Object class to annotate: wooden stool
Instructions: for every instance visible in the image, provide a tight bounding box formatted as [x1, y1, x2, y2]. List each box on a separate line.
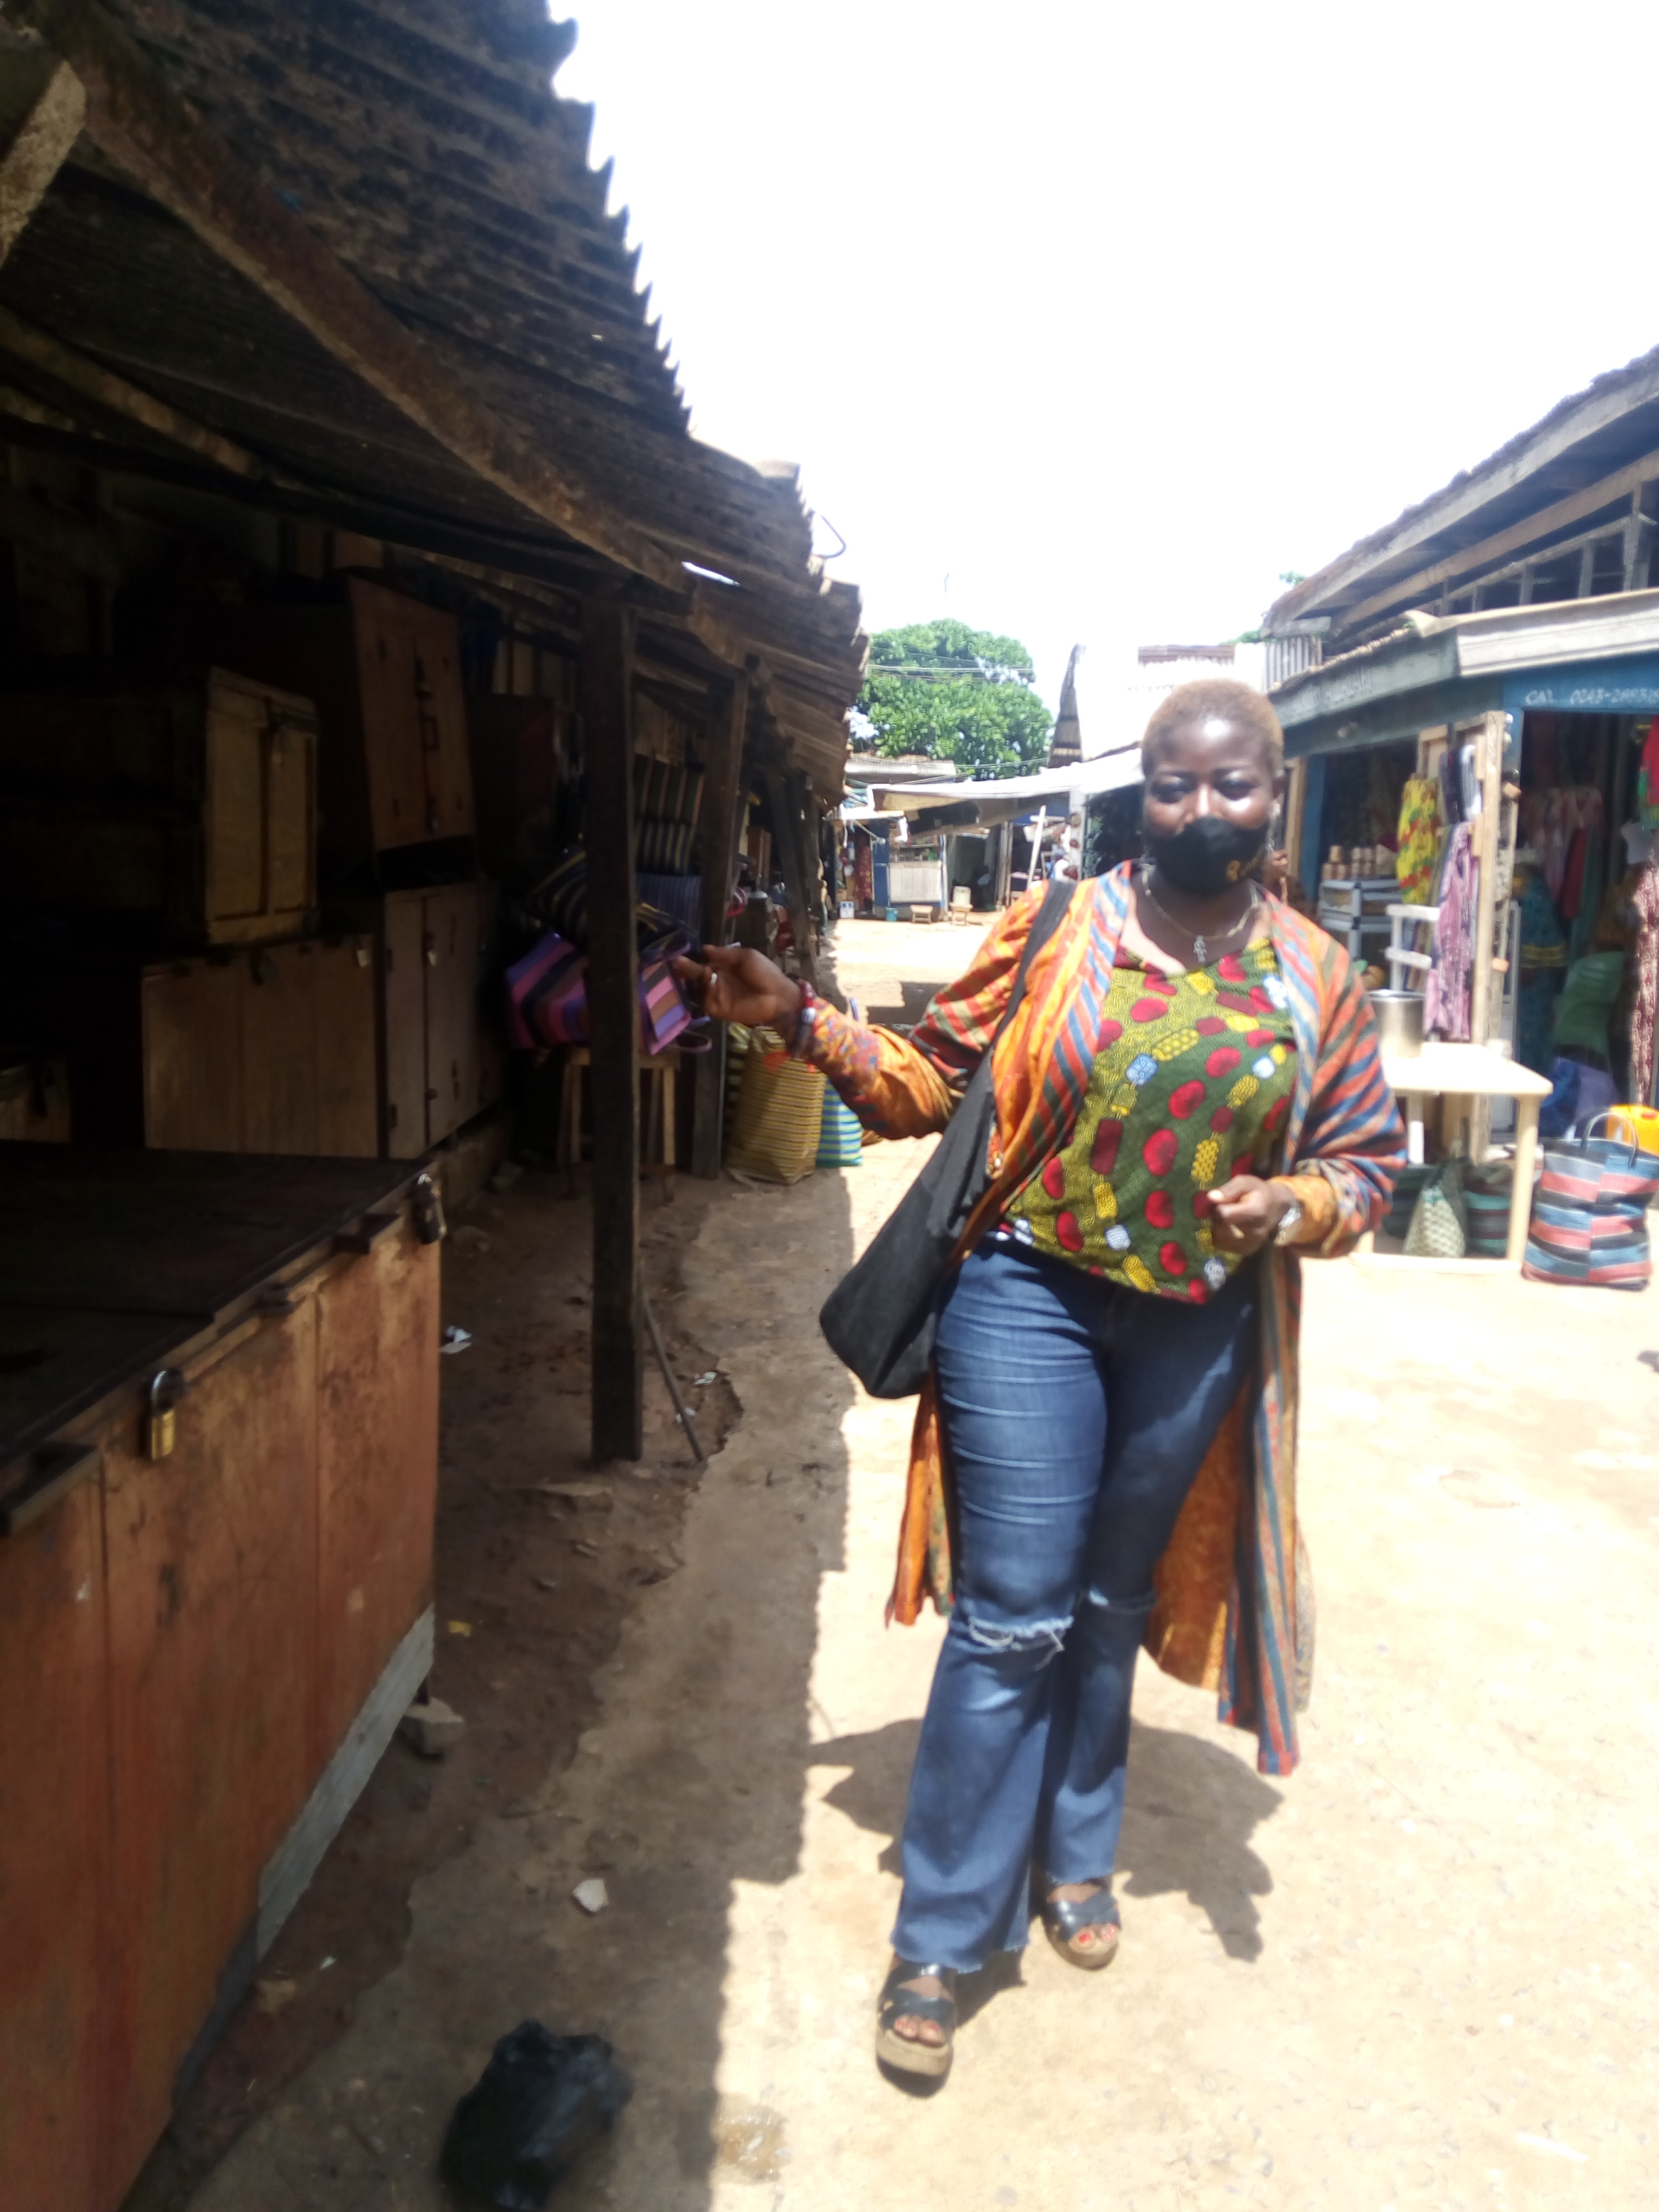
[557, 1046, 680, 1199]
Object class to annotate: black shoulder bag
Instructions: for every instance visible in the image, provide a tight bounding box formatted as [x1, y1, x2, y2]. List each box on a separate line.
[818, 880, 1075, 1398]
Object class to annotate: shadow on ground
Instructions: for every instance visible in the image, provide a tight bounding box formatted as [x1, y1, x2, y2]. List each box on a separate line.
[811, 1707, 1283, 1992]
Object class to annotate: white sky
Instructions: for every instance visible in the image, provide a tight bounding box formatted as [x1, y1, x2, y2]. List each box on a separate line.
[559, 1, 1659, 713]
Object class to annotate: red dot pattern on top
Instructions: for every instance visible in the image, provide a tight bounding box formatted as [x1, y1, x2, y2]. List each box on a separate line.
[1002, 935, 1298, 1298]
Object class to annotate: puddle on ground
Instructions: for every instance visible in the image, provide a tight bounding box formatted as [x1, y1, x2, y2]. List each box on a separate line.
[712, 2097, 787, 2182]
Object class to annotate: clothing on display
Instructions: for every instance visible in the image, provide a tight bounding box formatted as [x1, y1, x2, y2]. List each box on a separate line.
[1394, 775, 1443, 903]
[1423, 822, 1477, 1041]
[1629, 857, 1659, 1105]
[1553, 951, 1625, 1063]
[1521, 787, 1605, 907]
[1637, 720, 1659, 831]
[1516, 869, 1568, 1075]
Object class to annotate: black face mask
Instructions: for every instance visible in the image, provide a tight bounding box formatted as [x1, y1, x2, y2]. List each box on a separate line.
[1143, 813, 1265, 898]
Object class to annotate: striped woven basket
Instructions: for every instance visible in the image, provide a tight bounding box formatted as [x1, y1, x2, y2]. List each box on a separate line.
[1462, 1164, 1513, 1261]
[815, 1088, 864, 1169]
[725, 1027, 825, 1184]
[1382, 1164, 1433, 1242]
[724, 1023, 752, 1141]
[1523, 1126, 1659, 1290]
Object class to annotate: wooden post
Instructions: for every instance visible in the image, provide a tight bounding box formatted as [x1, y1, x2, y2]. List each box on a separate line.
[1281, 760, 1305, 886]
[788, 766, 825, 934]
[1624, 485, 1655, 593]
[580, 599, 642, 1462]
[691, 673, 749, 1180]
[1467, 711, 1505, 1161]
[1468, 712, 1503, 1048]
[763, 764, 819, 991]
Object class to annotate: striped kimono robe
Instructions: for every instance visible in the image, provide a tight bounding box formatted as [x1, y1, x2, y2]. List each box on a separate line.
[807, 864, 1404, 1778]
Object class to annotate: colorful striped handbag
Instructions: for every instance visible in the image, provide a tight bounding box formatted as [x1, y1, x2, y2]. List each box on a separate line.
[1523, 1121, 1659, 1290]
[638, 949, 697, 1056]
[508, 930, 702, 1057]
[525, 846, 683, 952]
[506, 932, 588, 1049]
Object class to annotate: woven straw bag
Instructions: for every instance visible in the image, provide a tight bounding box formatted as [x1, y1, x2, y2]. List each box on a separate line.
[1404, 1155, 1467, 1258]
[725, 1027, 825, 1183]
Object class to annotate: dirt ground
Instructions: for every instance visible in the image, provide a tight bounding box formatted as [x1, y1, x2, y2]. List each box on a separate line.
[141, 914, 1659, 2211]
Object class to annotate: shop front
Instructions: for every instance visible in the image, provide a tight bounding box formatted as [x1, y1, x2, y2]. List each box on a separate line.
[1274, 594, 1659, 1267]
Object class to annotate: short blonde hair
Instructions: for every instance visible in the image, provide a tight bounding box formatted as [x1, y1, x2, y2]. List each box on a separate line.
[1142, 678, 1285, 771]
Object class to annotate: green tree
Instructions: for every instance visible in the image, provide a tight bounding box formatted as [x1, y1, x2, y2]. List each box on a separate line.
[854, 618, 1052, 777]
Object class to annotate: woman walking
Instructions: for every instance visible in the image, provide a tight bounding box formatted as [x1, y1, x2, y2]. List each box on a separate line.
[676, 680, 1403, 2079]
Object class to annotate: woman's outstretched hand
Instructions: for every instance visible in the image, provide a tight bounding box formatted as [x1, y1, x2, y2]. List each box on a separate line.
[1206, 1174, 1296, 1256]
[671, 944, 804, 1034]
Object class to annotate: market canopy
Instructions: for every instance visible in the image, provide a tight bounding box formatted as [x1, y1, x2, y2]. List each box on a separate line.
[872, 745, 1143, 825]
[1272, 588, 1659, 759]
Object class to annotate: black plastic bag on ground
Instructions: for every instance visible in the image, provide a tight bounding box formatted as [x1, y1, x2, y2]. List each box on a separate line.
[442, 2021, 633, 2209]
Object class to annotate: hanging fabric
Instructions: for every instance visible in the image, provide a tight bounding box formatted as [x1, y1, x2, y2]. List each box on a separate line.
[1637, 721, 1659, 831]
[1515, 868, 1568, 1074]
[1629, 857, 1659, 1104]
[1424, 823, 1477, 1041]
[1395, 776, 1443, 903]
[1521, 787, 1604, 905]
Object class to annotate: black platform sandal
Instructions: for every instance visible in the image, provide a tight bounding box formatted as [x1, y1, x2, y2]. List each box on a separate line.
[1036, 1878, 1121, 1971]
[875, 1957, 956, 2078]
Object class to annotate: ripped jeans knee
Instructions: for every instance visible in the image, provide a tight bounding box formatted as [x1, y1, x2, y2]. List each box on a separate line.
[948, 1582, 1158, 1666]
[950, 1600, 1076, 1664]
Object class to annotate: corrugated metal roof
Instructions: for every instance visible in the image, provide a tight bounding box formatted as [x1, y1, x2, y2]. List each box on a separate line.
[0, 0, 866, 792]
[1265, 344, 1659, 644]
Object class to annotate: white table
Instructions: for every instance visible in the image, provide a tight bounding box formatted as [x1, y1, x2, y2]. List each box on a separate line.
[1372, 1042, 1553, 1268]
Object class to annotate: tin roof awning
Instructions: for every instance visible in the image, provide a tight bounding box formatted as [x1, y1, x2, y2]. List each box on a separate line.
[872, 747, 1144, 824]
[1271, 588, 1659, 756]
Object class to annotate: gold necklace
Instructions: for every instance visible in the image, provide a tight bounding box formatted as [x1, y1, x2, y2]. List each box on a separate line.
[1137, 867, 1261, 966]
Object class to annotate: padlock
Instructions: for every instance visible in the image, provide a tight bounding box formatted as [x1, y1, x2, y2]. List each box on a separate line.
[412, 1170, 447, 1246]
[146, 1368, 188, 1460]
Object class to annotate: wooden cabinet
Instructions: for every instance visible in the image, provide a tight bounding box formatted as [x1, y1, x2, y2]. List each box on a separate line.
[365, 882, 502, 1156]
[0, 1155, 438, 2212]
[101, 1312, 320, 2184]
[0, 670, 318, 946]
[138, 891, 500, 1161]
[142, 939, 378, 1156]
[0, 1480, 111, 2212]
[225, 580, 474, 875]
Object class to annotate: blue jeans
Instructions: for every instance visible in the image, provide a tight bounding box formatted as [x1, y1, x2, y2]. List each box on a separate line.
[890, 1239, 1258, 1971]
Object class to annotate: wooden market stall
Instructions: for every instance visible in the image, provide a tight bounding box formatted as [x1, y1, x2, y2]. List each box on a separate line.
[0, 5, 864, 2207]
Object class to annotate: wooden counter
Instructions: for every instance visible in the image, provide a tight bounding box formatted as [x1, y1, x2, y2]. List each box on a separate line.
[1373, 1043, 1554, 1269]
[0, 1147, 440, 2212]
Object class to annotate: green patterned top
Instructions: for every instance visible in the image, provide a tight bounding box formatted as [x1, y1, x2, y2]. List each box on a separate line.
[1002, 936, 1297, 1300]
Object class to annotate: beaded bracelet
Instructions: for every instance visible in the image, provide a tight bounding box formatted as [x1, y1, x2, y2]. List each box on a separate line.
[786, 981, 820, 1059]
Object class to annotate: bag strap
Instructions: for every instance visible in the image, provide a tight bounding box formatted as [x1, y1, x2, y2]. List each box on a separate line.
[993, 879, 1076, 1047]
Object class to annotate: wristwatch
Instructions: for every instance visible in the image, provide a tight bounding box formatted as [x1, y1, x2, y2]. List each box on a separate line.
[1273, 1194, 1305, 1247]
